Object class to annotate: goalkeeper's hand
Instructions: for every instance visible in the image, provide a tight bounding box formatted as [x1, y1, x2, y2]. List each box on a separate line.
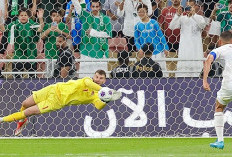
[101, 89, 122, 103]
[111, 90, 122, 101]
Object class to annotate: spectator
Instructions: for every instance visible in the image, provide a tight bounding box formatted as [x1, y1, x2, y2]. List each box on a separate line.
[0, 0, 8, 78]
[8, 0, 37, 21]
[159, 0, 181, 77]
[0, 7, 45, 78]
[64, 0, 91, 74]
[110, 50, 136, 78]
[211, 1, 232, 33]
[200, 44, 223, 77]
[169, 0, 206, 77]
[41, 10, 70, 59]
[134, 4, 169, 75]
[0, 0, 8, 23]
[53, 34, 76, 78]
[134, 43, 163, 78]
[116, 0, 152, 53]
[40, 0, 68, 23]
[72, 0, 112, 78]
[41, 9, 70, 77]
[104, 0, 124, 38]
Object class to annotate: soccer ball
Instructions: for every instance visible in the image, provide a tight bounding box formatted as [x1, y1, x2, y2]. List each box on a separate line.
[98, 87, 113, 102]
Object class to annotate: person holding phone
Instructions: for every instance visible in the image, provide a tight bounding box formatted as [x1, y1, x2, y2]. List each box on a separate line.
[169, 0, 206, 77]
[210, 1, 232, 33]
[40, 10, 71, 77]
[41, 9, 71, 59]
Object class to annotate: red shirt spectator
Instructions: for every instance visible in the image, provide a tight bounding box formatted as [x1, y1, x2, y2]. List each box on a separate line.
[158, 6, 180, 44]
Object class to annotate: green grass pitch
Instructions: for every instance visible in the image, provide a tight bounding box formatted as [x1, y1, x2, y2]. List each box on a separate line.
[0, 138, 231, 157]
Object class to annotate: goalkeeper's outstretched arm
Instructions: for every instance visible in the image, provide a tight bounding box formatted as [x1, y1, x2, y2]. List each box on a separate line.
[84, 78, 102, 91]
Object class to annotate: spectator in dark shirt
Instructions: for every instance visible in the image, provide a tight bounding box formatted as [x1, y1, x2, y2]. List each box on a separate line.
[110, 50, 136, 78]
[54, 34, 75, 78]
[134, 43, 163, 78]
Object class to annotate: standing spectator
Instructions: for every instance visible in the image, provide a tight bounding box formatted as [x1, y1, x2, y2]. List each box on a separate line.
[40, 0, 68, 23]
[0, 0, 8, 23]
[53, 34, 76, 78]
[110, 51, 136, 78]
[134, 4, 169, 74]
[41, 10, 70, 59]
[41, 9, 70, 78]
[211, 1, 232, 33]
[72, 0, 112, 78]
[134, 43, 163, 78]
[0, 8, 45, 78]
[116, 0, 152, 53]
[0, 0, 8, 78]
[8, 0, 37, 21]
[104, 0, 124, 38]
[158, 0, 181, 77]
[169, 0, 206, 77]
[64, 0, 91, 75]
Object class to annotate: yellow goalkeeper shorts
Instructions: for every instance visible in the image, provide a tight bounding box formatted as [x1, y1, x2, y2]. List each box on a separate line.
[32, 85, 62, 114]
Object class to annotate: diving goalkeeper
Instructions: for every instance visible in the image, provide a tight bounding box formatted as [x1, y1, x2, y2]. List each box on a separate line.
[0, 70, 121, 136]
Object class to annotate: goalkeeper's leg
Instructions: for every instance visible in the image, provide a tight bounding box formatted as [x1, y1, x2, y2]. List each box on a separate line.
[0, 105, 41, 136]
[16, 95, 37, 135]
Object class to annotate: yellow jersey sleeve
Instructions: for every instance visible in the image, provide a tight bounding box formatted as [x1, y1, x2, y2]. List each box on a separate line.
[92, 98, 106, 110]
[83, 77, 102, 91]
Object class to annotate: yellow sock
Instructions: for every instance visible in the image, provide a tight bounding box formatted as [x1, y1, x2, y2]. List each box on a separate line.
[3, 111, 26, 122]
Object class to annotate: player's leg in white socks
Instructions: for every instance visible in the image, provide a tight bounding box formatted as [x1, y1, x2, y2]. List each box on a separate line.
[214, 112, 224, 142]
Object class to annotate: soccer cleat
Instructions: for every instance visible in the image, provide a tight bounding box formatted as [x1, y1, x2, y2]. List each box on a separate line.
[210, 141, 224, 149]
[15, 118, 28, 136]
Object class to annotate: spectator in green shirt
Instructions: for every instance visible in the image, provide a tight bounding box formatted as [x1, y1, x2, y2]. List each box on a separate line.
[211, 1, 232, 33]
[72, 0, 112, 59]
[0, 7, 44, 78]
[41, 9, 70, 59]
[72, 0, 112, 78]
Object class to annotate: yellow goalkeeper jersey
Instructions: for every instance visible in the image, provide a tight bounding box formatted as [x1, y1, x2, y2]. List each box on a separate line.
[55, 77, 106, 110]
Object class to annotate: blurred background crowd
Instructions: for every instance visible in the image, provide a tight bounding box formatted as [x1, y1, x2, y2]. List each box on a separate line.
[0, 0, 229, 79]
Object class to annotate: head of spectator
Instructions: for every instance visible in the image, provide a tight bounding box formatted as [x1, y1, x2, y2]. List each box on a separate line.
[91, 0, 101, 16]
[194, 0, 203, 15]
[56, 34, 67, 50]
[228, 0, 232, 13]
[50, 9, 63, 23]
[118, 51, 130, 66]
[142, 43, 154, 58]
[172, 0, 181, 8]
[137, 4, 149, 22]
[18, 7, 30, 24]
[185, 0, 196, 16]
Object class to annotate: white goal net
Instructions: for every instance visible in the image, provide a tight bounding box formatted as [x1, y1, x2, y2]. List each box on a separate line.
[0, 0, 231, 137]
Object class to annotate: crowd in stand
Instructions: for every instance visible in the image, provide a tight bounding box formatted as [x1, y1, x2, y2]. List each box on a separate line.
[0, 0, 230, 79]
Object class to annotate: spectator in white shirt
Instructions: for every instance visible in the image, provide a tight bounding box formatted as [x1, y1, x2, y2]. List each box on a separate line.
[116, 0, 152, 53]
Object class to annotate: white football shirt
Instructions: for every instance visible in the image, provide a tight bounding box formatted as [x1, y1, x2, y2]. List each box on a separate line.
[210, 44, 232, 89]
